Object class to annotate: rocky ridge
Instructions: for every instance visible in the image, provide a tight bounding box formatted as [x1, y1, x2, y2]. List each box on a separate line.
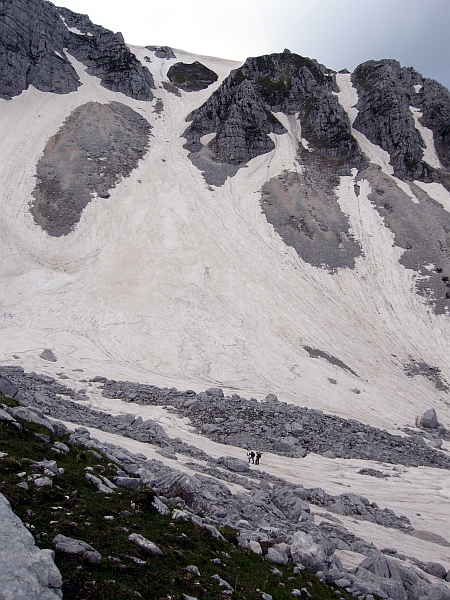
[352, 59, 450, 188]
[184, 50, 367, 185]
[0, 0, 154, 100]
[1, 365, 449, 469]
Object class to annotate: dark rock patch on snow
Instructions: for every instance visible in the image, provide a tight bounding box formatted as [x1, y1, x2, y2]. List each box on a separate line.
[167, 61, 218, 92]
[404, 360, 449, 392]
[146, 45, 176, 60]
[359, 165, 450, 314]
[303, 347, 358, 376]
[261, 158, 362, 270]
[31, 101, 151, 236]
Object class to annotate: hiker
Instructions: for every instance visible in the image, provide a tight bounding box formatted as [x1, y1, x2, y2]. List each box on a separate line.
[247, 450, 255, 464]
[255, 451, 262, 465]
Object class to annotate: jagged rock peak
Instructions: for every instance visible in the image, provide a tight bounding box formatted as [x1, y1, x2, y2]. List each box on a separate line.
[351, 58, 450, 187]
[0, 0, 154, 100]
[184, 50, 366, 182]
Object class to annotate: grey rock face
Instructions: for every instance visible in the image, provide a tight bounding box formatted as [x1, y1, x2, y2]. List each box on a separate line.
[352, 59, 450, 188]
[57, 6, 154, 100]
[0, 493, 63, 599]
[184, 50, 366, 185]
[31, 101, 151, 236]
[0, 0, 154, 101]
[0, 0, 80, 99]
[167, 61, 218, 92]
[53, 534, 102, 564]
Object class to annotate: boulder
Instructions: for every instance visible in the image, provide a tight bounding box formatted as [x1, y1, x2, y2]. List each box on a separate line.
[0, 375, 18, 398]
[420, 409, 439, 429]
[424, 562, 447, 579]
[290, 531, 327, 572]
[6, 406, 55, 432]
[265, 393, 279, 403]
[211, 574, 233, 591]
[40, 349, 57, 362]
[113, 477, 142, 491]
[249, 540, 262, 554]
[128, 533, 162, 555]
[205, 387, 224, 398]
[53, 534, 101, 564]
[266, 546, 289, 565]
[0, 407, 18, 423]
[216, 456, 249, 472]
[85, 473, 114, 494]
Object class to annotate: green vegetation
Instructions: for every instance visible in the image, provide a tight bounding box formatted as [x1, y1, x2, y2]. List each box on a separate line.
[256, 76, 292, 105]
[0, 395, 351, 599]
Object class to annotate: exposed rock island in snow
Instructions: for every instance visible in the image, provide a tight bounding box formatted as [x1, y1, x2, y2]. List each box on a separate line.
[1, 0, 450, 597]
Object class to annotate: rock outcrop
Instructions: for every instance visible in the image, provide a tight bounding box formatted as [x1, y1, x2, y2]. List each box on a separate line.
[352, 59, 450, 188]
[0, 0, 154, 100]
[0, 493, 63, 599]
[167, 61, 218, 92]
[184, 50, 367, 185]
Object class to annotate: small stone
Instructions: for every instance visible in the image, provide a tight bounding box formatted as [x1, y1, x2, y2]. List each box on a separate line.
[128, 533, 162, 555]
[40, 349, 57, 362]
[186, 565, 201, 576]
[34, 477, 53, 488]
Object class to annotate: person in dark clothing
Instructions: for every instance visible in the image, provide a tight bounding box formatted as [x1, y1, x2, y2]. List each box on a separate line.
[247, 450, 255, 464]
[255, 452, 262, 465]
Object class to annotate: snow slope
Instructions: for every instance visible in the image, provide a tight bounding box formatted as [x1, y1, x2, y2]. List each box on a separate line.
[0, 49, 449, 437]
[2, 42, 450, 581]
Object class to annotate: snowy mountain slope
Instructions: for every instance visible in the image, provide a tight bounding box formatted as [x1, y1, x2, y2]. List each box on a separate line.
[1, 0, 450, 587]
[0, 41, 449, 432]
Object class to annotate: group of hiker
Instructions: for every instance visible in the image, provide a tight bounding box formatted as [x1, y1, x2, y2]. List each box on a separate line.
[247, 450, 262, 465]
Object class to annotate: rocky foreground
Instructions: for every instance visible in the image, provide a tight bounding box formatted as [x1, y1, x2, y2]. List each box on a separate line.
[1, 365, 450, 599]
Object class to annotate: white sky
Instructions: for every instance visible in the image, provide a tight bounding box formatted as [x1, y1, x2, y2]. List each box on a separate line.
[55, 0, 450, 89]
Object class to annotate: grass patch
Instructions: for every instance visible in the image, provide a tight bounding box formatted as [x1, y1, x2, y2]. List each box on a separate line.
[0, 399, 351, 599]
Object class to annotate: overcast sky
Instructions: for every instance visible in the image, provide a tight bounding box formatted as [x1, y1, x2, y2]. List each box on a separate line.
[57, 0, 450, 89]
